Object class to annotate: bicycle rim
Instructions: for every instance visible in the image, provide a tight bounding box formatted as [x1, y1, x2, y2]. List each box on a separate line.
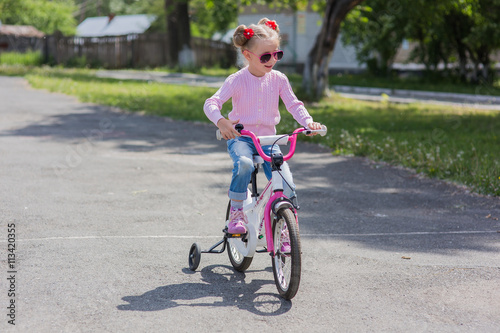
[272, 208, 301, 300]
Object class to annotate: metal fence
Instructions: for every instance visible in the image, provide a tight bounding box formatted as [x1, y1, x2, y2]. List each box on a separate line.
[37, 33, 236, 69]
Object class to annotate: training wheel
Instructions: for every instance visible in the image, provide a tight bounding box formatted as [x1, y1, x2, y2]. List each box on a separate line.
[188, 243, 201, 271]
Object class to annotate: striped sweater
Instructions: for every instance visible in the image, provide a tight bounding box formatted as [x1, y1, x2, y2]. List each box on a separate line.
[204, 67, 313, 136]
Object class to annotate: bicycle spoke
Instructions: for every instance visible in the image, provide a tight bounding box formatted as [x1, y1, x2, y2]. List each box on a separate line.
[272, 208, 301, 300]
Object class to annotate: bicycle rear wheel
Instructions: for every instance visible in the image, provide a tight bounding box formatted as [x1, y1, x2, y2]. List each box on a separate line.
[226, 201, 253, 272]
[272, 208, 301, 300]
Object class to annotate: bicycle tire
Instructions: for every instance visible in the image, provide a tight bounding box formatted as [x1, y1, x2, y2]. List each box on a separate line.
[272, 208, 301, 300]
[188, 243, 201, 271]
[225, 201, 253, 272]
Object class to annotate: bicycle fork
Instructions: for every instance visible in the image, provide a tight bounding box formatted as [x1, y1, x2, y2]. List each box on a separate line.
[264, 152, 297, 257]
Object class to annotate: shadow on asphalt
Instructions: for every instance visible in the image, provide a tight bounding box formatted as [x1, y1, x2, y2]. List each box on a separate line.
[4, 105, 499, 256]
[292, 152, 500, 255]
[1, 105, 224, 155]
[117, 265, 292, 316]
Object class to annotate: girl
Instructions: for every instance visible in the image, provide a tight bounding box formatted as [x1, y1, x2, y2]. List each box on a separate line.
[204, 18, 323, 234]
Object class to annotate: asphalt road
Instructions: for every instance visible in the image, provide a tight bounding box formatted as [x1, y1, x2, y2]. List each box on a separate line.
[1, 76, 499, 332]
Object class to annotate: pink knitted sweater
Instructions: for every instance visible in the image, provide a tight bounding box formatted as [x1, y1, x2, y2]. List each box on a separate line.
[204, 67, 313, 136]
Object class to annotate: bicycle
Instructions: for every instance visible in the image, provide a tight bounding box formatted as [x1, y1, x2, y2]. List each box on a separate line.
[188, 123, 327, 300]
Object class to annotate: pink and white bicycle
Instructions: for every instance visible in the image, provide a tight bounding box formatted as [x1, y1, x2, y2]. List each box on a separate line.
[188, 124, 327, 300]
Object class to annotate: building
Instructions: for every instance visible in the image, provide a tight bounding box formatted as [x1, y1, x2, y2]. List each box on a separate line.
[235, 6, 365, 72]
[76, 14, 156, 37]
[0, 21, 44, 53]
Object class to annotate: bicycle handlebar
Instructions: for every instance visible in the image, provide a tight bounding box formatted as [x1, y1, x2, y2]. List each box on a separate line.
[216, 124, 327, 163]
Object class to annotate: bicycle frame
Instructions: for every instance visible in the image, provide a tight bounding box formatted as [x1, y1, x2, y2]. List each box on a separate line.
[227, 179, 275, 258]
[189, 124, 327, 280]
[228, 127, 308, 257]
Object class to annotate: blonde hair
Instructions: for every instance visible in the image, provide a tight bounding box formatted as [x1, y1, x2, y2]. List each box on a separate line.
[233, 18, 281, 51]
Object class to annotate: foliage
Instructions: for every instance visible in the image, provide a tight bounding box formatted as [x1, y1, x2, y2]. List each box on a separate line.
[74, 0, 113, 18]
[108, 0, 159, 15]
[302, 0, 366, 100]
[0, 0, 77, 35]
[190, 0, 238, 39]
[72, 0, 309, 39]
[73, 0, 143, 18]
[342, 0, 500, 83]
[189, 0, 309, 39]
[341, 2, 407, 76]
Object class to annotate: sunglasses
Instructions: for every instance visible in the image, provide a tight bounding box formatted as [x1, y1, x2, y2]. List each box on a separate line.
[245, 49, 284, 64]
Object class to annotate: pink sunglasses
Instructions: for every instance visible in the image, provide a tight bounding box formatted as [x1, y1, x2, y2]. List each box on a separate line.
[245, 49, 284, 64]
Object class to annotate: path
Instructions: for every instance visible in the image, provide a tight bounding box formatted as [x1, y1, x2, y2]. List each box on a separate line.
[0, 76, 499, 332]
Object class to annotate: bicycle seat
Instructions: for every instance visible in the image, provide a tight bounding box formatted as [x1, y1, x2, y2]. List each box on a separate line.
[252, 154, 264, 166]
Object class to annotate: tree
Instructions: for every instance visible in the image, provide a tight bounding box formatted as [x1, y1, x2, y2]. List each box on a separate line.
[190, 0, 238, 39]
[165, 0, 193, 67]
[341, 0, 500, 84]
[189, 0, 306, 40]
[463, 0, 500, 83]
[173, 0, 305, 67]
[74, 0, 112, 21]
[0, 0, 76, 35]
[302, 0, 365, 100]
[341, 1, 408, 76]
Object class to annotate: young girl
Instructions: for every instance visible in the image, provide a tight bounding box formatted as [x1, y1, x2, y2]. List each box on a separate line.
[204, 18, 323, 234]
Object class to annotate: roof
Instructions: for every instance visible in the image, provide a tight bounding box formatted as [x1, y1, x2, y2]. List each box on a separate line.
[76, 14, 156, 37]
[0, 24, 44, 38]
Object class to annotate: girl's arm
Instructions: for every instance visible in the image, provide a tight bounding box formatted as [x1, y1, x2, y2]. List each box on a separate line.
[204, 88, 229, 126]
[203, 75, 240, 139]
[279, 74, 323, 135]
[217, 118, 241, 140]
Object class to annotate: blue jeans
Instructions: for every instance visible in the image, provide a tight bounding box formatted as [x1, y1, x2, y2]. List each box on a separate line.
[227, 136, 296, 200]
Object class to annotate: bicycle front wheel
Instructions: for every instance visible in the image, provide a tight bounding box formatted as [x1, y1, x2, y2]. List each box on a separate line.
[226, 201, 253, 272]
[272, 208, 301, 300]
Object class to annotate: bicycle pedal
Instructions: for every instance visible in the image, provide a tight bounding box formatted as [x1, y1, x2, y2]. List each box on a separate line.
[224, 230, 247, 239]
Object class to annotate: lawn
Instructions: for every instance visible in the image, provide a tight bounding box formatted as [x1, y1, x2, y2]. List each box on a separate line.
[2, 65, 499, 196]
[328, 72, 500, 96]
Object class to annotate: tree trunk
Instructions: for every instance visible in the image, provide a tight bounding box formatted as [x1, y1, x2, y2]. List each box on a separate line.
[165, 0, 193, 67]
[457, 48, 468, 83]
[302, 0, 365, 100]
[478, 46, 491, 83]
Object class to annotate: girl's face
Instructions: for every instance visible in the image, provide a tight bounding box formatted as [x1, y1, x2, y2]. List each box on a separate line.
[244, 39, 280, 77]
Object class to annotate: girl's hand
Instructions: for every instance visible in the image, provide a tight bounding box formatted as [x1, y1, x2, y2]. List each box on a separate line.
[307, 122, 323, 136]
[217, 118, 241, 140]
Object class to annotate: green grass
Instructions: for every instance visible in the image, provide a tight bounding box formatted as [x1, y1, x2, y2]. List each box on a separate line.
[22, 67, 231, 121]
[279, 98, 500, 196]
[150, 65, 239, 77]
[0, 51, 43, 66]
[2, 66, 499, 196]
[329, 72, 500, 96]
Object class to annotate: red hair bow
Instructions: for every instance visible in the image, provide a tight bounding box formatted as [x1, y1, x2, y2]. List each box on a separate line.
[243, 28, 254, 39]
[265, 20, 277, 30]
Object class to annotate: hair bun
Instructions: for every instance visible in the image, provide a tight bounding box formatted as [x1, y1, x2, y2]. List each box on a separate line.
[232, 18, 281, 50]
[258, 18, 280, 34]
[233, 24, 250, 48]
